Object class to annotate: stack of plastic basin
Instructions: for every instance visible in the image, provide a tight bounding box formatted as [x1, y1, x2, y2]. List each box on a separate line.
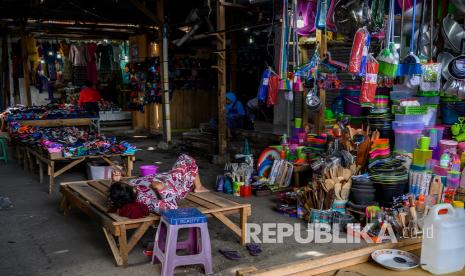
[392, 121, 424, 154]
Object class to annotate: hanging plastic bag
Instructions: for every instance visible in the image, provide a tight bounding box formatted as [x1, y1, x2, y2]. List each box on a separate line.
[315, 0, 329, 30]
[349, 27, 369, 75]
[326, 0, 336, 31]
[258, 68, 272, 102]
[359, 31, 371, 76]
[420, 63, 442, 92]
[360, 54, 379, 105]
[267, 75, 279, 106]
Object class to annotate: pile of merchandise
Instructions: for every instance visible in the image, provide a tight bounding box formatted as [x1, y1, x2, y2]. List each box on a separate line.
[1, 104, 94, 122]
[8, 121, 135, 157]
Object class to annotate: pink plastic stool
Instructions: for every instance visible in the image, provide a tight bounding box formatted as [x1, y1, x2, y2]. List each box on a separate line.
[152, 208, 212, 276]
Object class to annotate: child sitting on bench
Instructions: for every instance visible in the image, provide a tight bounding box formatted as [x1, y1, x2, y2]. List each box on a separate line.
[109, 154, 208, 218]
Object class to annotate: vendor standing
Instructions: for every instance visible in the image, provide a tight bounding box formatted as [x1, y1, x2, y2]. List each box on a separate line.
[78, 80, 101, 116]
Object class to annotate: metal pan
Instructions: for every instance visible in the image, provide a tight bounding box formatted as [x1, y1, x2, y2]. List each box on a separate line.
[438, 51, 455, 80]
[448, 38, 465, 80]
[442, 14, 465, 53]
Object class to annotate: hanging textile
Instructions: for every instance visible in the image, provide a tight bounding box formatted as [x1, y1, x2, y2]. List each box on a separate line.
[69, 43, 88, 67]
[86, 43, 98, 84]
[278, 0, 291, 91]
[59, 42, 73, 82]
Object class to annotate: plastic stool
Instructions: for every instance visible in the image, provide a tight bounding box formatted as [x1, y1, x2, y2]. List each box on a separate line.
[152, 208, 212, 276]
[0, 138, 7, 164]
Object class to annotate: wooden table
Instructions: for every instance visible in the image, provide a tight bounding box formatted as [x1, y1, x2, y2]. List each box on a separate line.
[17, 117, 100, 133]
[23, 146, 135, 194]
[60, 179, 252, 266]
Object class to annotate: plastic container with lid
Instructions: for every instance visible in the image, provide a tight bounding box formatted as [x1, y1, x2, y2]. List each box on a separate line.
[392, 121, 424, 131]
[421, 204, 465, 274]
[394, 129, 423, 154]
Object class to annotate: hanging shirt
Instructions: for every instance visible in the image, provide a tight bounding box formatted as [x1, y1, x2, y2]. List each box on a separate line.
[69, 44, 88, 66]
[97, 43, 113, 70]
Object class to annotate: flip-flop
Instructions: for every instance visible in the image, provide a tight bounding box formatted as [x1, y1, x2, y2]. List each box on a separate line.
[246, 243, 262, 256]
[219, 249, 241, 260]
[143, 250, 153, 257]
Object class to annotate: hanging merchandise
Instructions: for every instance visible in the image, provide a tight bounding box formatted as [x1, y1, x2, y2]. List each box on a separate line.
[420, 20, 441, 94]
[293, 72, 305, 93]
[333, 0, 372, 38]
[296, 0, 317, 36]
[420, 63, 441, 92]
[267, 74, 279, 106]
[360, 54, 379, 105]
[306, 85, 322, 111]
[315, 0, 329, 30]
[349, 27, 369, 75]
[377, 0, 399, 78]
[399, 0, 422, 76]
[258, 68, 272, 102]
[371, 0, 386, 32]
[278, 0, 291, 92]
[326, 0, 337, 31]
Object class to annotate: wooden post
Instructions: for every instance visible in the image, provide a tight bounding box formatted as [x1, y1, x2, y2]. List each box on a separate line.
[7, 35, 14, 106]
[20, 24, 32, 106]
[300, 39, 309, 130]
[315, 29, 326, 134]
[216, 0, 227, 157]
[230, 32, 237, 92]
[156, 0, 172, 142]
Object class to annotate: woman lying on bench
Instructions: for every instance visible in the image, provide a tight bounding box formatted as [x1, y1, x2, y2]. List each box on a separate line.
[109, 154, 209, 218]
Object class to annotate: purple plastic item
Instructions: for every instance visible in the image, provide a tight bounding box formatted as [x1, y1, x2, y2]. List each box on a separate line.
[344, 95, 362, 116]
[139, 165, 158, 176]
[152, 211, 212, 276]
[296, 0, 317, 36]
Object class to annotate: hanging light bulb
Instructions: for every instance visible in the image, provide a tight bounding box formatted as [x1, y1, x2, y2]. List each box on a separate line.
[249, 37, 254, 44]
[48, 51, 53, 56]
[296, 12, 305, 29]
[56, 54, 62, 59]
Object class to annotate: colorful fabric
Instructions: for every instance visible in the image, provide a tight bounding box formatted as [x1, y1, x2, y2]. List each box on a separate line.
[129, 154, 198, 213]
[118, 201, 150, 219]
[86, 43, 98, 84]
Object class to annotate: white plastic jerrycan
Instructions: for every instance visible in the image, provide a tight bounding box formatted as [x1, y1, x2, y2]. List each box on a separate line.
[421, 204, 465, 274]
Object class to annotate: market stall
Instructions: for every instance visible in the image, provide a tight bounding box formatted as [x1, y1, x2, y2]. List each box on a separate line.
[8, 119, 136, 193]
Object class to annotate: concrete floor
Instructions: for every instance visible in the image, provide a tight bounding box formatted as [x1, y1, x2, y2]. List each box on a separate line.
[0, 137, 363, 276]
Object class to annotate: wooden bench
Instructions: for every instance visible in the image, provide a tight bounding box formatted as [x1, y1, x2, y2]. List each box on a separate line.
[60, 179, 252, 267]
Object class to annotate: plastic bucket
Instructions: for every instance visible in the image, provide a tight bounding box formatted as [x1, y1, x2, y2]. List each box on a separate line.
[394, 129, 423, 153]
[310, 209, 332, 223]
[139, 165, 158, 176]
[332, 200, 348, 213]
[344, 96, 362, 116]
[440, 102, 465, 125]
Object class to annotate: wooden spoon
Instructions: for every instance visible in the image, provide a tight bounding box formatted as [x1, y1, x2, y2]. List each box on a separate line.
[343, 168, 352, 181]
[334, 182, 342, 200]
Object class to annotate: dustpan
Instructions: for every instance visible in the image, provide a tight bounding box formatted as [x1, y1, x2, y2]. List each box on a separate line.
[399, 0, 422, 76]
[377, 0, 398, 78]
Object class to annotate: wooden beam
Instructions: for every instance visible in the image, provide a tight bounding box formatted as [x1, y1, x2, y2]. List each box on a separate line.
[237, 238, 421, 276]
[157, 0, 172, 143]
[127, 0, 162, 26]
[315, 29, 326, 134]
[217, 0, 227, 156]
[20, 24, 32, 106]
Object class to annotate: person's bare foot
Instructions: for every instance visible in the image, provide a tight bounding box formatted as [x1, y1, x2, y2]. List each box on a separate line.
[112, 170, 122, 182]
[193, 186, 209, 193]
